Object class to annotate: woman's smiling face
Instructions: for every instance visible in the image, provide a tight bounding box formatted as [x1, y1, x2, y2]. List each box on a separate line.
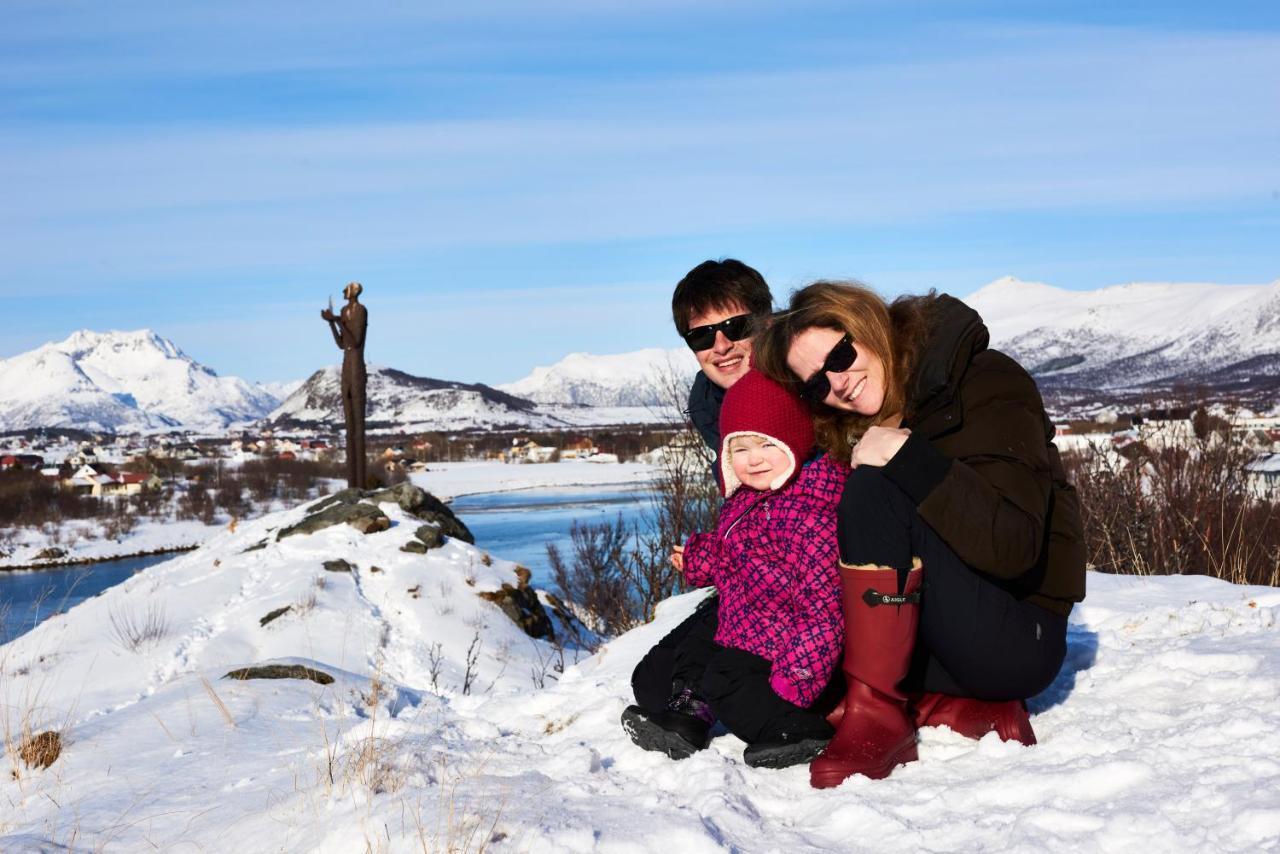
[786, 326, 886, 415]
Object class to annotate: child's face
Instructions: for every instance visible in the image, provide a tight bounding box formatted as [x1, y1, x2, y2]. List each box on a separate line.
[728, 434, 790, 491]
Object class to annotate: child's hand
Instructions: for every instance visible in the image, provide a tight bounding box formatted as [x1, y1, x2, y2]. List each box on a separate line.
[670, 544, 685, 573]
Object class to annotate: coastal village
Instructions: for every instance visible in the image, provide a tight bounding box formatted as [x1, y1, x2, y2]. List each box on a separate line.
[7, 407, 1280, 506]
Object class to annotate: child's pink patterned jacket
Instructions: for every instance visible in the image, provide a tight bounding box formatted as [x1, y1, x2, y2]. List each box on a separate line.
[682, 453, 847, 708]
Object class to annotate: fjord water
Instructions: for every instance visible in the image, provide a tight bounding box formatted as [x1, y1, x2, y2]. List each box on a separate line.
[449, 484, 653, 586]
[0, 552, 173, 643]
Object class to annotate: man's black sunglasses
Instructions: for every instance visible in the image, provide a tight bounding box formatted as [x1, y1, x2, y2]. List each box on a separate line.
[798, 334, 857, 402]
[682, 313, 753, 351]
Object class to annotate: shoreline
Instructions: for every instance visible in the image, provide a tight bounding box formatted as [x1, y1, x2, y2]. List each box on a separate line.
[442, 478, 655, 502]
[0, 544, 199, 573]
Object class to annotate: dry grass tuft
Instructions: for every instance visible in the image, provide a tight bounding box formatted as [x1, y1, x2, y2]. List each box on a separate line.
[199, 676, 237, 729]
[343, 736, 407, 796]
[409, 754, 508, 853]
[17, 729, 61, 770]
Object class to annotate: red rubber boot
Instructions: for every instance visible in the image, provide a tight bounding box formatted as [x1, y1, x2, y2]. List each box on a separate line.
[810, 560, 923, 788]
[911, 693, 1036, 745]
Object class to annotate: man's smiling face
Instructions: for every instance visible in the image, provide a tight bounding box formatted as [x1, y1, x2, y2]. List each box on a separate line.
[688, 302, 753, 389]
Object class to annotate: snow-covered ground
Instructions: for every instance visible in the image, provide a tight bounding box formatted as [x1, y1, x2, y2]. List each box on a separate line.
[408, 458, 655, 502]
[1, 486, 1277, 851]
[0, 516, 210, 568]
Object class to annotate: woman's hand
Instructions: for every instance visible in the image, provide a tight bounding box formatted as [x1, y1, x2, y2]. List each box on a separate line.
[670, 544, 685, 573]
[852, 426, 911, 468]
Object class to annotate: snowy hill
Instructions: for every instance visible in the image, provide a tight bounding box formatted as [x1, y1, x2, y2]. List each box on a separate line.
[270, 364, 562, 431]
[966, 276, 1280, 410]
[0, 330, 280, 433]
[2, 487, 1278, 850]
[497, 348, 697, 407]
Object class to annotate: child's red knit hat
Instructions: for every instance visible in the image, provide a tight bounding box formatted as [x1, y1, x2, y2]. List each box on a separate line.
[719, 369, 816, 497]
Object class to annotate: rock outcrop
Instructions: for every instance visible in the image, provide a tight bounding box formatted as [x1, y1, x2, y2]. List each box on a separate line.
[276, 500, 390, 540]
[478, 566, 554, 640]
[278, 483, 469, 544]
[223, 664, 335, 685]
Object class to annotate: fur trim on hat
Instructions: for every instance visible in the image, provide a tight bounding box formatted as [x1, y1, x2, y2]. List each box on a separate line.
[720, 431, 798, 499]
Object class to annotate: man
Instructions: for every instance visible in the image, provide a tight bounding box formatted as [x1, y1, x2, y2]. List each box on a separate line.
[622, 259, 775, 760]
[321, 282, 368, 489]
[670, 259, 774, 480]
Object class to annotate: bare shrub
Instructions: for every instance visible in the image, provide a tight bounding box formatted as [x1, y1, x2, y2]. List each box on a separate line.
[294, 584, 320, 617]
[427, 642, 444, 694]
[1063, 422, 1280, 586]
[108, 601, 169, 652]
[547, 362, 719, 636]
[548, 517, 634, 635]
[461, 631, 481, 695]
[529, 636, 568, 689]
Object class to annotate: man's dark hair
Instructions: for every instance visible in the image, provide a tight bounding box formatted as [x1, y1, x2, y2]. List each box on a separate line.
[671, 259, 773, 336]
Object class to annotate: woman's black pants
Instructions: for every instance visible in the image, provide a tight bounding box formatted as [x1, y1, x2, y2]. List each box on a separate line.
[840, 465, 1067, 701]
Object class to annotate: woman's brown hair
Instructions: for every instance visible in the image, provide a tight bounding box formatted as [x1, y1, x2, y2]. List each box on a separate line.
[755, 280, 932, 460]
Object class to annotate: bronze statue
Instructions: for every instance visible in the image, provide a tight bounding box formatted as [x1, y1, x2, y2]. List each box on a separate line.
[321, 282, 368, 488]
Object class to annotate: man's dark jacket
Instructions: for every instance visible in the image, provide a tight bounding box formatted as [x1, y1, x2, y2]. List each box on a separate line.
[686, 371, 726, 480]
[876, 295, 1087, 616]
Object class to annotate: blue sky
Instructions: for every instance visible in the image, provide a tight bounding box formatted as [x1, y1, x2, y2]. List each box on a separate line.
[4, 1, 1278, 385]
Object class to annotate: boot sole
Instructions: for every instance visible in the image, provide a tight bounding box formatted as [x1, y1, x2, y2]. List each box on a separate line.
[810, 742, 918, 787]
[743, 738, 830, 769]
[620, 707, 704, 760]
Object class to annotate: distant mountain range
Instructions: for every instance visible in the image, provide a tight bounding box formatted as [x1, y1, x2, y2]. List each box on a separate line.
[268, 355, 691, 432]
[966, 276, 1280, 413]
[0, 329, 685, 435]
[4, 278, 1277, 434]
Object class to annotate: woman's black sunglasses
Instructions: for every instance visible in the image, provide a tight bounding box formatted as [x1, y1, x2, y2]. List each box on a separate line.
[798, 334, 857, 402]
[682, 313, 753, 351]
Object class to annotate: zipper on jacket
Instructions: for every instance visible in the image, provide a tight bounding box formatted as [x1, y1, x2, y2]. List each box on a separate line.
[723, 493, 769, 539]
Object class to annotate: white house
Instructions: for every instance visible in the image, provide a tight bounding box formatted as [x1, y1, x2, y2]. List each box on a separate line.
[65, 464, 115, 497]
[1245, 453, 1280, 500]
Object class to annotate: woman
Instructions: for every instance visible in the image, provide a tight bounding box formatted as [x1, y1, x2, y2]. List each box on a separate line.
[755, 281, 1086, 789]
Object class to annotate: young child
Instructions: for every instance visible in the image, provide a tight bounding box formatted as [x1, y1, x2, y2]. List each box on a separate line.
[621, 369, 847, 768]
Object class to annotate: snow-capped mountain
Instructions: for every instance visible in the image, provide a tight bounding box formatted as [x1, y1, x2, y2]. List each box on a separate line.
[0, 330, 280, 433]
[255, 378, 304, 402]
[270, 365, 566, 431]
[964, 276, 1280, 411]
[497, 348, 697, 407]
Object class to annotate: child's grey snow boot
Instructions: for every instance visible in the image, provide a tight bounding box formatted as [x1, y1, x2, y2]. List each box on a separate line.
[620, 686, 716, 760]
